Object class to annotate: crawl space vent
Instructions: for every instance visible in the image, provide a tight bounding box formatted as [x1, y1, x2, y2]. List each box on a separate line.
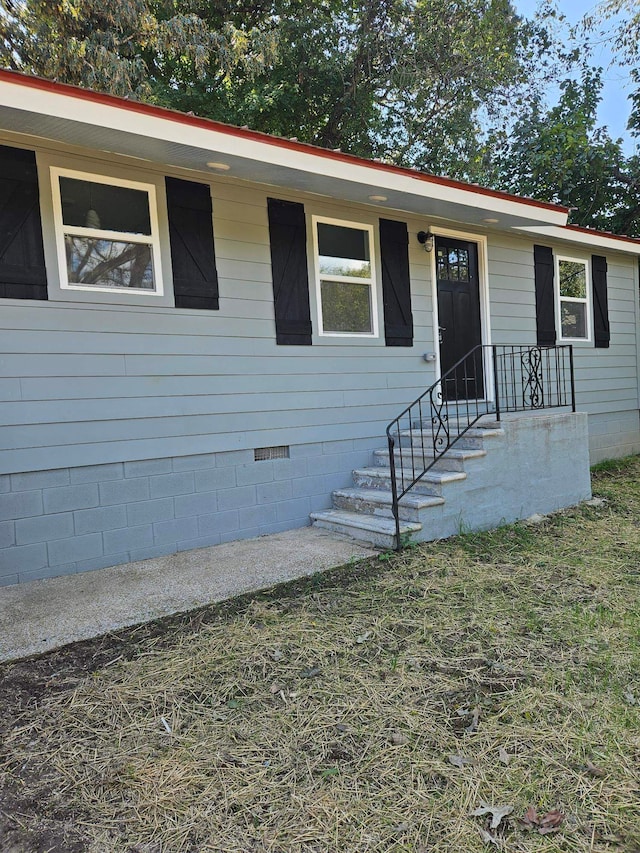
[254, 445, 290, 462]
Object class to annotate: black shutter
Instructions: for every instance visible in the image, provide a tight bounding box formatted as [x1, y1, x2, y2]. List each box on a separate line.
[592, 254, 610, 348]
[267, 198, 312, 345]
[534, 244, 556, 346]
[165, 176, 219, 310]
[0, 144, 47, 300]
[379, 218, 413, 346]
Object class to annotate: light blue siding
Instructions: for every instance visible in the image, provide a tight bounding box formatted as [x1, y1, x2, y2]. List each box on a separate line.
[1, 219, 639, 474]
[487, 234, 640, 462]
[1, 138, 640, 585]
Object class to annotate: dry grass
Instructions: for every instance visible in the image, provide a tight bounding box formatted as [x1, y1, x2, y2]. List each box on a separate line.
[1, 458, 640, 852]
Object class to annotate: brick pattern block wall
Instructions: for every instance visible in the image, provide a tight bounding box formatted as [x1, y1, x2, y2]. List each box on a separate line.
[0, 440, 373, 586]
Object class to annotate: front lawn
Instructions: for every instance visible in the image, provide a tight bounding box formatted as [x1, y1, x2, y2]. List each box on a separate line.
[1, 458, 639, 852]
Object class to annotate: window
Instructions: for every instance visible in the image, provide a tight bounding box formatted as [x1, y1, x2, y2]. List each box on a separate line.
[313, 216, 378, 336]
[437, 245, 470, 282]
[51, 168, 163, 295]
[556, 256, 590, 341]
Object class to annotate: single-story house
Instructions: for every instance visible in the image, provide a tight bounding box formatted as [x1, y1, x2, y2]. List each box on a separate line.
[1, 69, 639, 585]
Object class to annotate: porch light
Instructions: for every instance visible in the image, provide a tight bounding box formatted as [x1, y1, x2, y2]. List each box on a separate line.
[417, 229, 434, 252]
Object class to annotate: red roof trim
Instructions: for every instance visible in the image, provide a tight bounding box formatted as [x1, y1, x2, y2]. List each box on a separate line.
[0, 68, 570, 215]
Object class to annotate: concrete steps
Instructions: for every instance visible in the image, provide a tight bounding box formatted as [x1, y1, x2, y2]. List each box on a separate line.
[352, 466, 467, 496]
[332, 487, 445, 522]
[311, 414, 506, 548]
[373, 447, 487, 473]
[309, 510, 422, 550]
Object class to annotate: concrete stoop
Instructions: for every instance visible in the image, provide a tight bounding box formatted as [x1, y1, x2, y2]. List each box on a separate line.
[311, 411, 592, 549]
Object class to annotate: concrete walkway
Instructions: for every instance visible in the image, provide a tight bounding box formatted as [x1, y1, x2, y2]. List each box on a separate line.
[0, 527, 377, 663]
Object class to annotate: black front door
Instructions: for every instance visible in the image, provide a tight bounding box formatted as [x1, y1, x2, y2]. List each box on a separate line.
[436, 236, 483, 400]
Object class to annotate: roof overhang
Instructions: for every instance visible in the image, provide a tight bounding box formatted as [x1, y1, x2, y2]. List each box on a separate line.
[514, 225, 640, 256]
[0, 70, 571, 233]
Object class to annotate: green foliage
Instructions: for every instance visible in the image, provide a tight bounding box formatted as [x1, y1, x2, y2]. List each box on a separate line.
[0, 0, 638, 236]
[0, 0, 277, 98]
[0, 0, 538, 170]
[589, 0, 640, 135]
[479, 66, 640, 236]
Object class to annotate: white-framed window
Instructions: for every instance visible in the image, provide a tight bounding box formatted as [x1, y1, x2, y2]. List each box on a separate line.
[312, 215, 378, 337]
[555, 256, 591, 342]
[50, 167, 163, 295]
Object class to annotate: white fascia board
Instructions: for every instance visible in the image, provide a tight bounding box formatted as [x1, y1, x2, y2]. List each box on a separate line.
[514, 225, 640, 256]
[0, 79, 569, 227]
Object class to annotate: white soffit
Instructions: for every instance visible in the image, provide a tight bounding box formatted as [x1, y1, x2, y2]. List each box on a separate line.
[514, 225, 640, 256]
[0, 76, 570, 230]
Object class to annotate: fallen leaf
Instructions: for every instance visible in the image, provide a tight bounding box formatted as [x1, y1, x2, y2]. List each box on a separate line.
[538, 810, 565, 834]
[393, 822, 410, 833]
[520, 805, 539, 829]
[270, 649, 284, 661]
[448, 754, 474, 768]
[270, 681, 285, 694]
[498, 746, 511, 765]
[585, 760, 605, 777]
[390, 731, 409, 745]
[519, 806, 565, 834]
[471, 803, 514, 830]
[335, 722, 350, 733]
[356, 630, 372, 644]
[623, 689, 636, 705]
[478, 827, 499, 846]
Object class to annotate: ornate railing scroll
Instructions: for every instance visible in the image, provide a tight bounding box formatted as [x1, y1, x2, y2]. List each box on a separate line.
[385, 344, 575, 550]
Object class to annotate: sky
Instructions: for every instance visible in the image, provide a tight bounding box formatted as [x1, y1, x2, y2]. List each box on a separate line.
[513, 0, 637, 154]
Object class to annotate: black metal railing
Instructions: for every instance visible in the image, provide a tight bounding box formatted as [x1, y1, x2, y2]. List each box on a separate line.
[386, 344, 575, 549]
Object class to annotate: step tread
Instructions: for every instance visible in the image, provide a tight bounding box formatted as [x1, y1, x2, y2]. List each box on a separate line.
[333, 488, 445, 509]
[375, 448, 487, 461]
[400, 427, 504, 439]
[311, 509, 421, 535]
[354, 467, 467, 483]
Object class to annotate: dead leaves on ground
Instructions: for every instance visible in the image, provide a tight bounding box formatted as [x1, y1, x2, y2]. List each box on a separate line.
[471, 802, 514, 829]
[471, 801, 565, 846]
[519, 805, 566, 834]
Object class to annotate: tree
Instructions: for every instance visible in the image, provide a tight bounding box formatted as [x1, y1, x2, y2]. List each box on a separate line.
[586, 0, 640, 135]
[0, 0, 276, 99]
[2, 0, 637, 234]
[0, 0, 540, 174]
[481, 66, 639, 235]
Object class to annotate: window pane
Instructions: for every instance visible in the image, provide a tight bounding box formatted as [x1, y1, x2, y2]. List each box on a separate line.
[436, 248, 447, 279]
[317, 223, 370, 277]
[65, 237, 154, 290]
[559, 260, 586, 298]
[321, 280, 372, 333]
[437, 246, 469, 282]
[60, 177, 152, 235]
[561, 300, 587, 338]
